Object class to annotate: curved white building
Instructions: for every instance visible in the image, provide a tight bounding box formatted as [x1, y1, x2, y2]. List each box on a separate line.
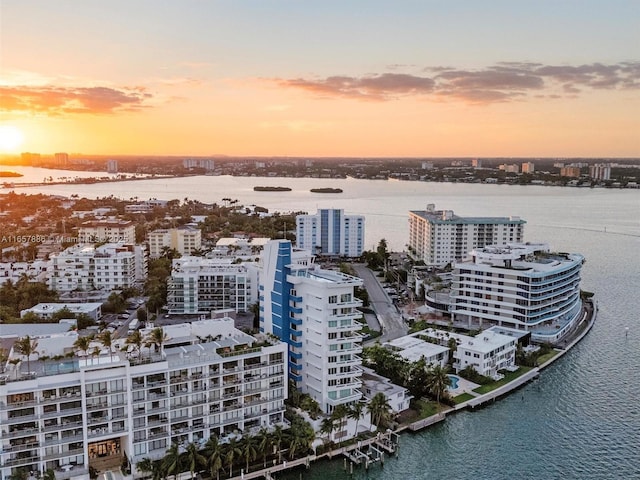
[451, 243, 584, 343]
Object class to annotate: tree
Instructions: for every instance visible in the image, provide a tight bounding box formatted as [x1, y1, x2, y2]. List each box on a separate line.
[14, 335, 38, 373]
[271, 425, 285, 463]
[184, 442, 206, 480]
[98, 330, 115, 361]
[330, 404, 349, 445]
[162, 443, 181, 480]
[136, 458, 154, 479]
[319, 417, 335, 447]
[368, 392, 392, 429]
[204, 436, 224, 480]
[145, 327, 169, 357]
[224, 438, 242, 478]
[43, 469, 56, 480]
[125, 330, 145, 358]
[426, 364, 450, 405]
[406, 357, 430, 400]
[241, 437, 258, 473]
[348, 401, 366, 437]
[137, 307, 148, 323]
[286, 413, 314, 459]
[73, 335, 93, 359]
[255, 427, 271, 468]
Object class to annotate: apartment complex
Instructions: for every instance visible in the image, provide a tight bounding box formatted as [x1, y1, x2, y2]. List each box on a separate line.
[408, 204, 526, 266]
[148, 227, 202, 258]
[260, 240, 364, 414]
[296, 209, 365, 258]
[589, 164, 611, 180]
[166, 257, 257, 314]
[49, 244, 147, 292]
[77, 220, 136, 244]
[0, 317, 287, 480]
[451, 243, 584, 343]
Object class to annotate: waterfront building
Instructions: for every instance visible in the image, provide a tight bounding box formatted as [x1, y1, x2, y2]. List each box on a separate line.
[521, 162, 535, 173]
[0, 316, 287, 480]
[589, 164, 611, 180]
[20, 152, 41, 166]
[451, 243, 584, 343]
[560, 166, 581, 178]
[148, 227, 202, 259]
[383, 332, 450, 368]
[20, 302, 103, 321]
[54, 153, 69, 167]
[182, 158, 215, 171]
[77, 220, 135, 244]
[260, 240, 364, 414]
[361, 367, 412, 414]
[408, 204, 525, 266]
[106, 159, 118, 174]
[49, 243, 147, 292]
[471, 158, 482, 168]
[296, 209, 365, 258]
[452, 329, 517, 379]
[123, 200, 168, 214]
[166, 257, 257, 315]
[500, 164, 520, 173]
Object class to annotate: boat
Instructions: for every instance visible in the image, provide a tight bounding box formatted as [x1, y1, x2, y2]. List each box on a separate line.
[253, 186, 292, 192]
[310, 187, 343, 193]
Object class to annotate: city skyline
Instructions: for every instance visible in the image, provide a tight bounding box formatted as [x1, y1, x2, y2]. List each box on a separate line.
[1, 1, 639, 157]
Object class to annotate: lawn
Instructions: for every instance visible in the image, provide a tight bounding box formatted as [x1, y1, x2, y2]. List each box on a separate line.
[453, 392, 475, 404]
[536, 350, 560, 365]
[414, 399, 440, 419]
[472, 367, 533, 395]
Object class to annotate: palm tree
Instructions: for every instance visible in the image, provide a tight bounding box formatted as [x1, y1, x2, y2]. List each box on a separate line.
[204, 436, 224, 480]
[368, 393, 392, 429]
[146, 328, 169, 357]
[241, 437, 257, 473]
[73, 335, 92, 359]
[319, 417, 335, 448]
[255, 427, 271, 468]
[136, 458, 154, 479]
[162, 443, 181, 479]
[426, 364, 450, 405]
[272, 425, 285, 463]
[98, 330, 115, 361]
[125, 330, 144, 358]
[224, 438, 242, 478]
[287, 421, 314, 460]
[348, 401, 366, 437]
[184, 442, 206, 480]
[42, 469, 56, 480]
[14, 335, 38, 374]
[330, 404, 349, 445]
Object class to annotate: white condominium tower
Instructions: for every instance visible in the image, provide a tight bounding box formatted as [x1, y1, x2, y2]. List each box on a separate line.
[260, 240, 364, 414]
[0, 317, 287, 479]
[296, 209, 365, 258]
[451, 243, 584, 343]
[408, 204, 525, 266]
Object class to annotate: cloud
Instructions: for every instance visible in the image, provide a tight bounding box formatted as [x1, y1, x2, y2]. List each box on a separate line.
[0, 85, 152, 115]
[273, 61, 640, 104]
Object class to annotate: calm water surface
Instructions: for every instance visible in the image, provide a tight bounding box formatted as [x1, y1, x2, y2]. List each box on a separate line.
[5, 167, 640, 479]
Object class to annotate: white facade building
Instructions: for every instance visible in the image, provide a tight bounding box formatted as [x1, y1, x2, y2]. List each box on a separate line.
[77, 220, 135, 244]
[20, 302, 103, 321]
[148, 227, 202, 258]
[260, 240, 364, 414]
[49, 244, 147, 292]
[453, 330, 517, 379]
[384, 331, 450, 368]
[451, 243, 584, 343]
[0, 317, 287, 480]
[589, 164, 611, 180]
[408, 204, 526, 266]
[361, 367, 412, 414]
[166, 257, 257, 314]
[0, 261, 50, 285]
[296, 209, 365, 258]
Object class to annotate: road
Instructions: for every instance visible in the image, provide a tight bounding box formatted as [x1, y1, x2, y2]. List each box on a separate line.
[352, 264, 408, 343]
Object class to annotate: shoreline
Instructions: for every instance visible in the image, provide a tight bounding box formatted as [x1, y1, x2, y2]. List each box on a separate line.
[223, 299, 597, 479]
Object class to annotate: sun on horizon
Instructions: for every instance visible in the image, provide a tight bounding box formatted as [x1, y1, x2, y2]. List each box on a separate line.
[0, 125, 25, 153]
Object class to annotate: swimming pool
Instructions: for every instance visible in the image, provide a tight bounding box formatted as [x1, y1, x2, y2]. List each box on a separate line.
[448, 374, 460, 389]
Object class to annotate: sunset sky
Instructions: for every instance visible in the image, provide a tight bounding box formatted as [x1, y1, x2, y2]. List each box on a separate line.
[1, 0, 639, 157]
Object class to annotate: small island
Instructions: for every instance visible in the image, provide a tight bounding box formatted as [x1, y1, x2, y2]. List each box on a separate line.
[253, 186, 292, 192]
[0, 171, 23, 178]
[310, 187, 343, 193]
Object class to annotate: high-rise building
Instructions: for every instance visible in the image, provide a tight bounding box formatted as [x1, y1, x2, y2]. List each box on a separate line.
[106, 159, 118, 173]
[54, 152, 69, 167]
[408, 204, 525, 266]
[296, 209, 365, 258]
[260, 240, 364, 413]
[560, 167, 581, 177]
[21, 152, 41, 165]
[78, 220, 136, 244]
[0, 317, 287, 479]
[521, 162, 535, 173]
[450, 243, 584, 343]
[589, 164, 611, 180]
[166, 257, 256, 314]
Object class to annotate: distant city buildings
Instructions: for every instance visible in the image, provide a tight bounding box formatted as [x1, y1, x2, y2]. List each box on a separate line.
[54, 152, 69, 167]
[20, 152, 41, 165]
[123, 199, 168, 214]
[421, 161, 434, 170]
[408, 204, 525, 266]
[521, 162, 535, 173]
[183, 158, 215, 171]
[499, 164, 520, 173]
[560, 166, 581, 177]
[451, 243, 584, 343]
[148, 227, 202, 258]
[296, 209, 365, 258]
[589, 164, 611, 180]
[78, 220, 136, 244]
[260, 240, 364, 414]
[471, 158, 482, 168]
[106, 159, 118, 173]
